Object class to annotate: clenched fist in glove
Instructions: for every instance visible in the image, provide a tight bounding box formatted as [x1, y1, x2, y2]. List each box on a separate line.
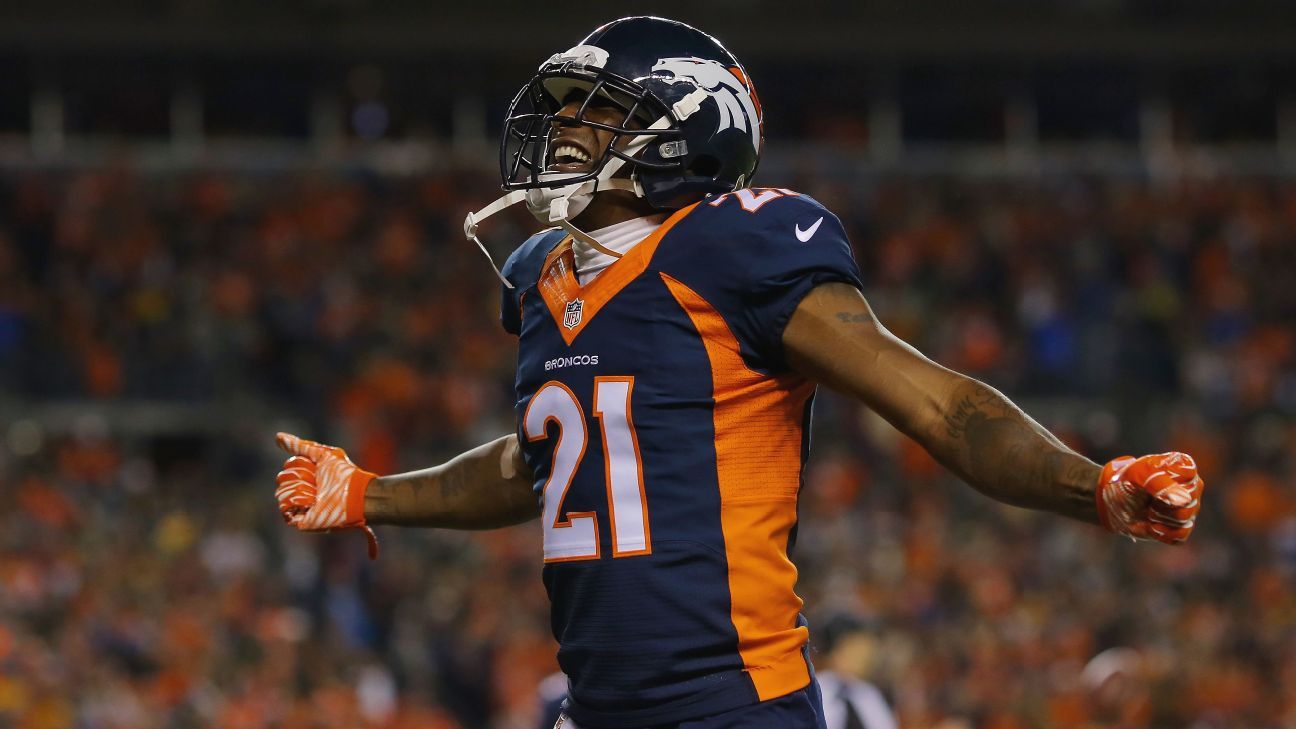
[1096, 452, 1204, 545]
[274, 432, 379, 559]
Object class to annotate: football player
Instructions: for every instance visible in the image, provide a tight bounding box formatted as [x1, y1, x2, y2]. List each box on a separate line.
[274, 16, 1205, 729]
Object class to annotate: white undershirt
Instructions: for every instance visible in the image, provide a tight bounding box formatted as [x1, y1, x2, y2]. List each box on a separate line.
[573, 214, 668, 285]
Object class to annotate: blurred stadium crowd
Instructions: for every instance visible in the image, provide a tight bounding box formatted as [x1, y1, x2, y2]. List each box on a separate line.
[0, 166, 1294, 728]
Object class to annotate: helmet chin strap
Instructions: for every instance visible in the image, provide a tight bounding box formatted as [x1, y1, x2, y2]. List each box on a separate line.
[524, 174, 640, 261]
[464, 115, 674, 288]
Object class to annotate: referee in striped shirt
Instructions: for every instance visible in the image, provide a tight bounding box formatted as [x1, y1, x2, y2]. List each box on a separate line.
[813, 613, 898, 729]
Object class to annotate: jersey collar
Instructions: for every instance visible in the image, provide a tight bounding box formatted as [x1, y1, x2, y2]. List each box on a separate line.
[537, 202, 699, 345]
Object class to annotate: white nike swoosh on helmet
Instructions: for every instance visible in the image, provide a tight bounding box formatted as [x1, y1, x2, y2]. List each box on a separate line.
[795, 217, 824, 242]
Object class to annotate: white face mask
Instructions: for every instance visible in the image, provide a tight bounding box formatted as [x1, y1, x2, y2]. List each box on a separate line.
[464, 88, 709, 289]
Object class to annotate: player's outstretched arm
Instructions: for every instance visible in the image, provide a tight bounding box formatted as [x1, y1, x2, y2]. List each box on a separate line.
[274, 433, 538, 557]
[784, 283, 1203, 543]
[363, 434, 538, 529]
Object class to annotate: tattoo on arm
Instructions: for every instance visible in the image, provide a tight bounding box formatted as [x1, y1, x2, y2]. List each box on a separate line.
[364, 435, 538, 529]
[943, 385, 1007, 439]
[933, 381, 1100, 523]
[789, 287, 1101, 524]
[380, 470, 468, 519]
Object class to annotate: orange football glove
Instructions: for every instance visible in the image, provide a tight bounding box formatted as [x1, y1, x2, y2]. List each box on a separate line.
[1096, 452, 1204, 545]
[274, 432, 379, 559]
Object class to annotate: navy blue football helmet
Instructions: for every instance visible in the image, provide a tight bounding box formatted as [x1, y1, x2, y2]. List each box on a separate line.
[501, 16, 764, 210]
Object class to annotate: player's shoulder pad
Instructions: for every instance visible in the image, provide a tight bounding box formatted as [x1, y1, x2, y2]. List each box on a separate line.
[689, 186, 839, 236]
[675, 188, 848, 255]
[500, 228, 566, 291]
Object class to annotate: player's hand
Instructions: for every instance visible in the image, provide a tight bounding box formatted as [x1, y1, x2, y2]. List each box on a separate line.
[274, 432, 379, 559]
[1096, 452, 1204, 545]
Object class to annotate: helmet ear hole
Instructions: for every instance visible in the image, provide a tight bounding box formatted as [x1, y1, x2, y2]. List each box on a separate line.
[688, 155, 721, 180]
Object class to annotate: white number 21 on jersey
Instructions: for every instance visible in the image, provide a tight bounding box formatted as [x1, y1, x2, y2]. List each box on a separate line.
[523, 377, 651, 562]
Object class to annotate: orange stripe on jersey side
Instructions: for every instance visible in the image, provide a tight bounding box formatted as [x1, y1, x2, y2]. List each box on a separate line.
[537, 203, 700, 346]
[660, 272, 816, 702]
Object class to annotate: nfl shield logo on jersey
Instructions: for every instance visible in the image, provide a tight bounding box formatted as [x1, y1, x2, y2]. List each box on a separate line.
[563, 299, 584, 330]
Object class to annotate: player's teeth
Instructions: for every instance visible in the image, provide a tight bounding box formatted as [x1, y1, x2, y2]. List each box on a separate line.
[554, 145, 590, 163]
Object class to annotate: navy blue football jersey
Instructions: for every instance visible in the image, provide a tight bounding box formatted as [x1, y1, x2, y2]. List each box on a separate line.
[500, 189, 862, 728]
